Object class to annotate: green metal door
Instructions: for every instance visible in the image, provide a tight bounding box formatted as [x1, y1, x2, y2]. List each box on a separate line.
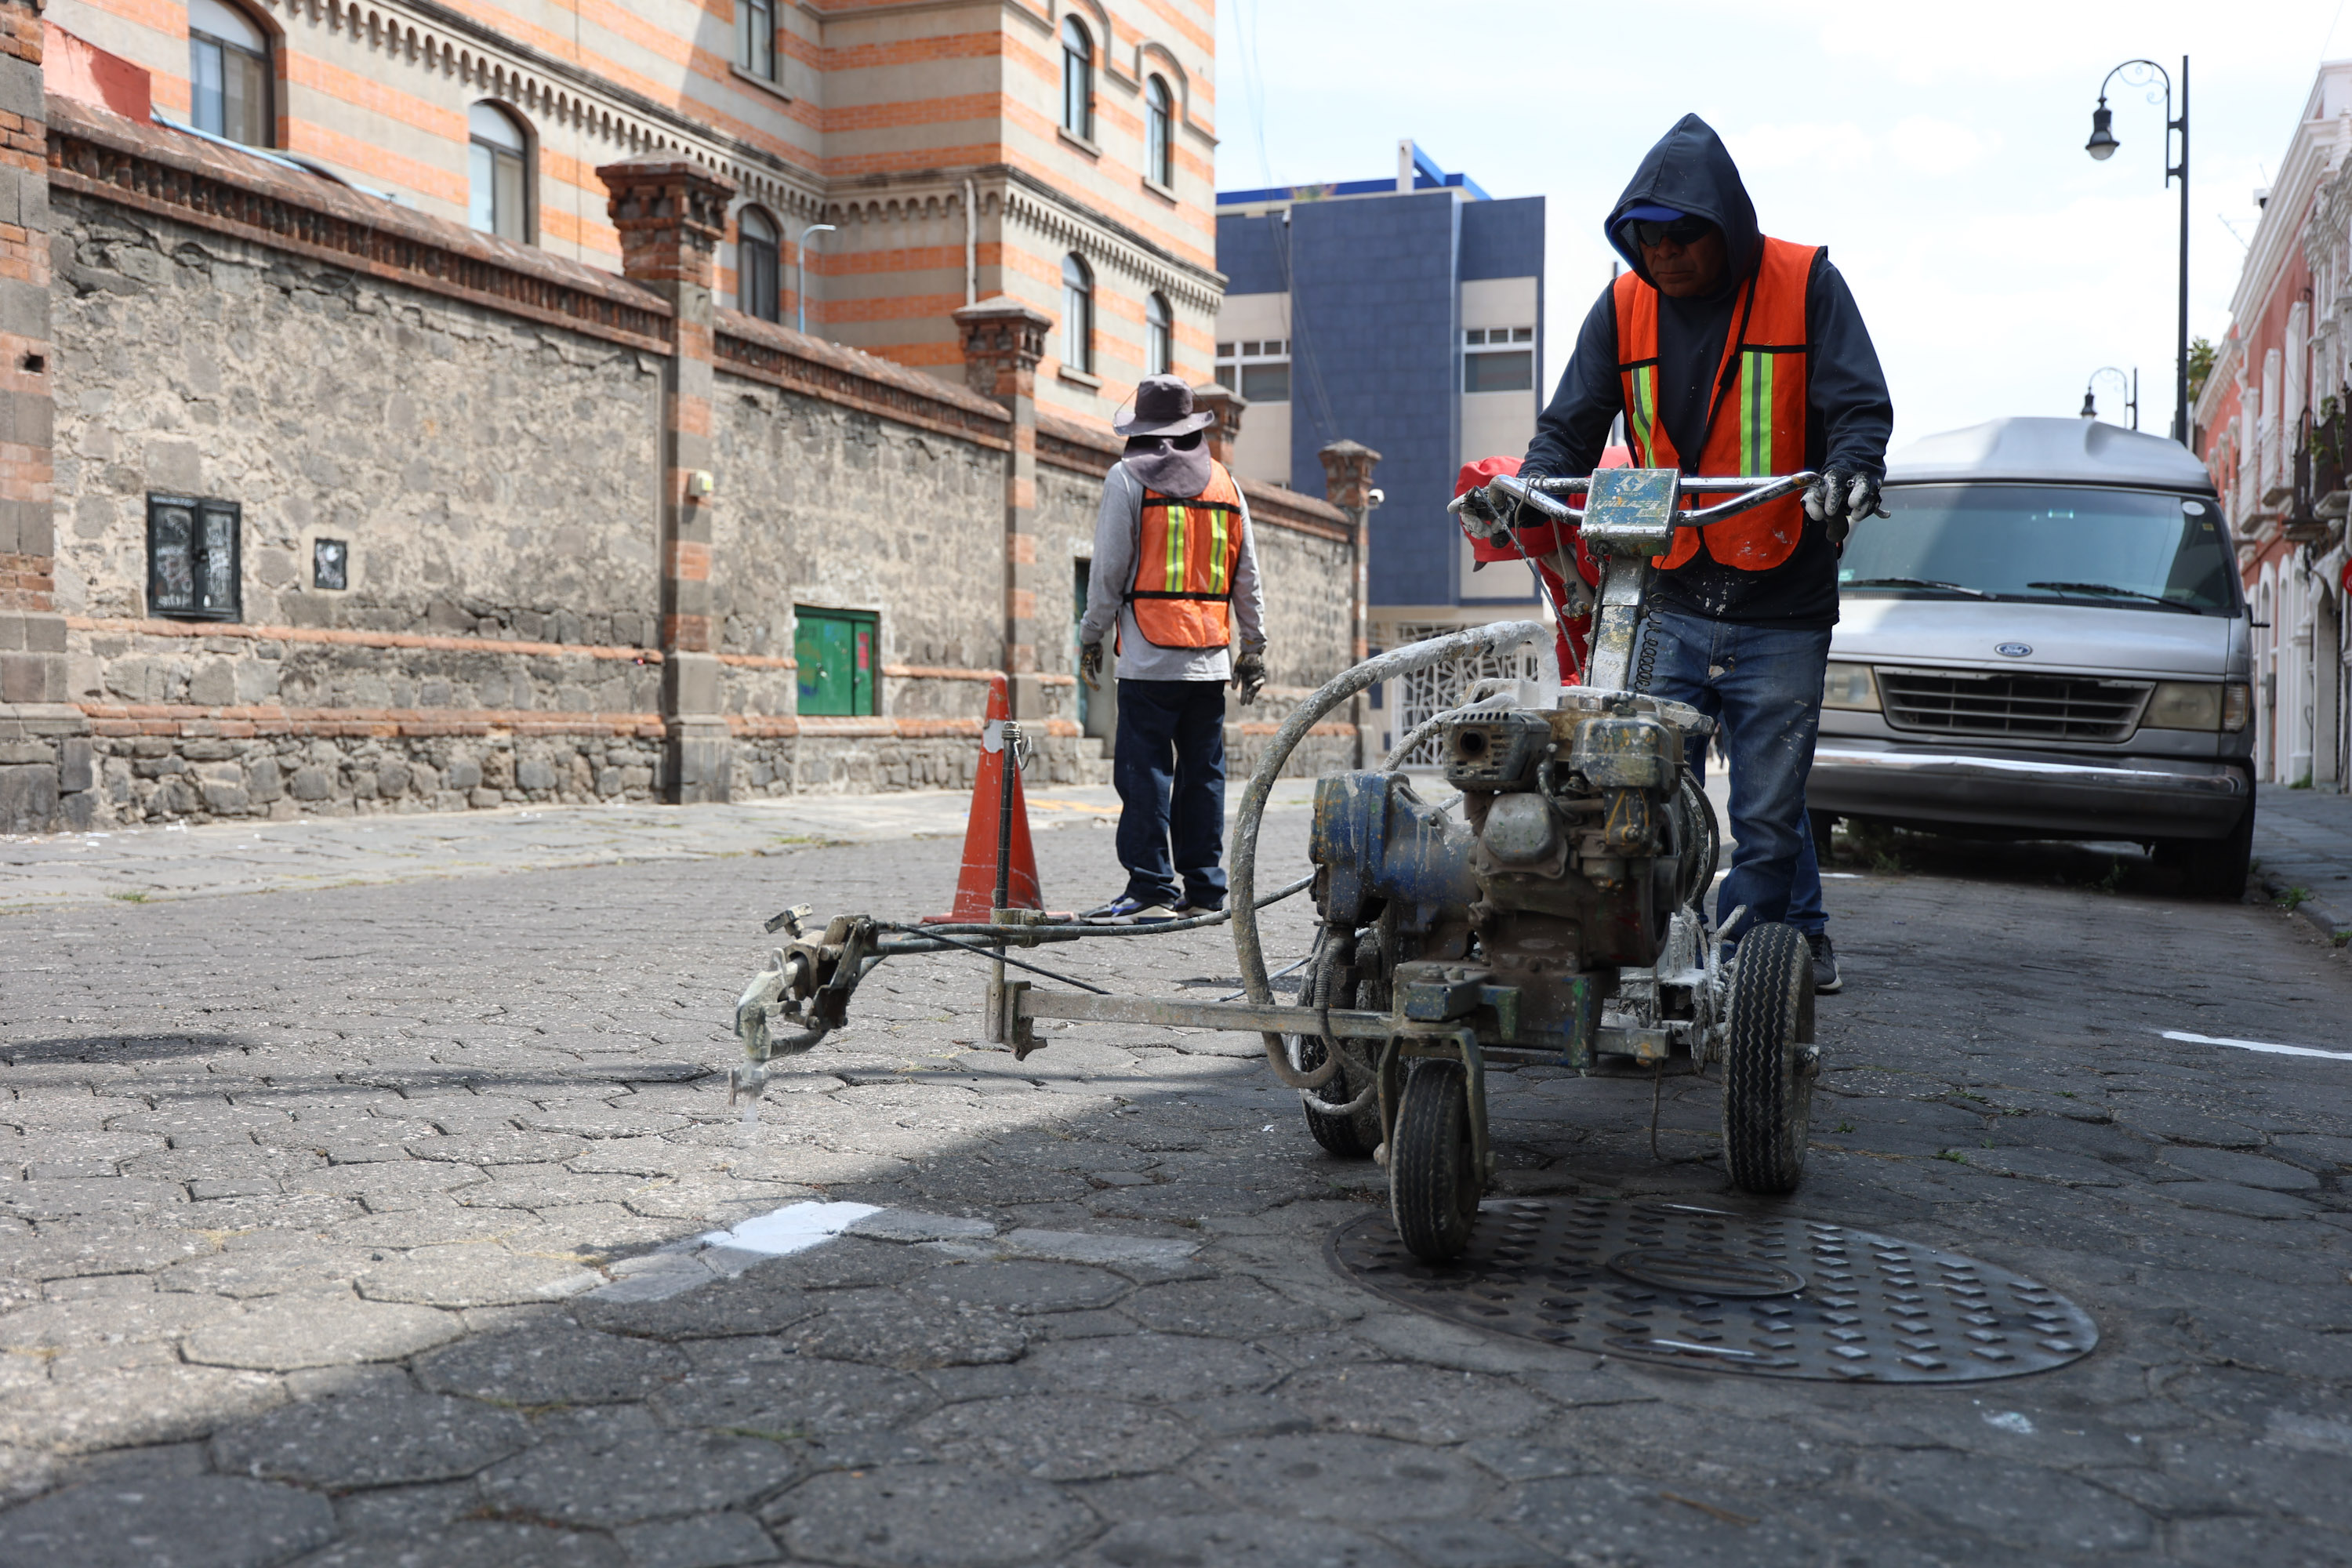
[796, 608, 877, 716]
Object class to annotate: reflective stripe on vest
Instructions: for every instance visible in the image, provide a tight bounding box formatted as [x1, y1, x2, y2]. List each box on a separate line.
[1128, 459, 1244, 649]
[1613, 236, 1818, 572]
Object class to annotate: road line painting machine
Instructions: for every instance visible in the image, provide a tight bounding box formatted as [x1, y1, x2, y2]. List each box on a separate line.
[731, 468, 1824, 1261]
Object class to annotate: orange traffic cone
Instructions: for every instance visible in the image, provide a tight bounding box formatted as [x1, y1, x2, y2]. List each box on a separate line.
[925, 673, 1044, 922]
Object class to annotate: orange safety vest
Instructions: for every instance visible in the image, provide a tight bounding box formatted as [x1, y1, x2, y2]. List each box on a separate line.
[1614, 236, 1819, 571]
[1126, 460, 1245, 648]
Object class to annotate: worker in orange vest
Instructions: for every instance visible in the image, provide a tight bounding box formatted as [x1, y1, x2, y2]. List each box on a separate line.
[1077, 376, 1268, 922]
[1518, 114, 1893, 994]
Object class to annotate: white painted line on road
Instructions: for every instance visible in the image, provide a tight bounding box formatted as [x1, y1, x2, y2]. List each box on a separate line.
[2159, 1029, 2352, 1062]
[701, 1200, 880, 1255]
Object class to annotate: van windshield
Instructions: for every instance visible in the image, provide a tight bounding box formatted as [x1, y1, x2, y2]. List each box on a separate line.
[1839, 484, 2238, 615]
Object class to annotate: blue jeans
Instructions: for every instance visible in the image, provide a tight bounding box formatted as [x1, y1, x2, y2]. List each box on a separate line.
[1634, 608, 1828, 937]
[1113, 678, 1228, 909]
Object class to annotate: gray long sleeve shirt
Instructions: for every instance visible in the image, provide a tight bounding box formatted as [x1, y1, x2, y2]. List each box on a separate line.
[1078, 461, 1265, 682]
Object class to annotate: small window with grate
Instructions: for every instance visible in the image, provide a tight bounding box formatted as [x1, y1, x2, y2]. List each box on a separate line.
[147, 494, 241, 620]
[795, 606, 877, 716]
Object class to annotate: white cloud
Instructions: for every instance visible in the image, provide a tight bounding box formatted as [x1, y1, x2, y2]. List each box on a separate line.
[1888, 115, 1999, 174]
[1726, 120, 1875, 173]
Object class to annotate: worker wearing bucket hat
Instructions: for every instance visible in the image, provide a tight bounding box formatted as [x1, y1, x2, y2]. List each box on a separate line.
[1077, 375, 1268, 923]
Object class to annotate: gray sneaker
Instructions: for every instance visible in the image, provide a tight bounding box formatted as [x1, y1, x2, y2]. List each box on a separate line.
[1807, 932, 1842, 995]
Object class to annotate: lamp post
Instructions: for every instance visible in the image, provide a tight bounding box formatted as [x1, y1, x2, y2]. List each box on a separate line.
[2081, 366, 2140, 431]
[797, 222, 836, 337]
[2085, 57, 2189, 446]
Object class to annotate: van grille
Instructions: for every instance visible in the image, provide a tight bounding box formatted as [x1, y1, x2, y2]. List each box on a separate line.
[1875, 668, 2152, 742]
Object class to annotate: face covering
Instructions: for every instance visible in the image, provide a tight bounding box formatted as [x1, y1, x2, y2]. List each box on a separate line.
[1122, 430, 1212, 497]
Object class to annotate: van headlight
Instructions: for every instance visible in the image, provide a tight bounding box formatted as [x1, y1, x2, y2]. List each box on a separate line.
[2144, 681, 2225, 731]
[2222, 681, 2251, 732]
[1821, 662, 1879, 711]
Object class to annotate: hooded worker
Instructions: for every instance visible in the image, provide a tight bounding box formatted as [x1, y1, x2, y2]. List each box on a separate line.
[1076, 376, 1268, 923]
[1519, 114, 1893, 994]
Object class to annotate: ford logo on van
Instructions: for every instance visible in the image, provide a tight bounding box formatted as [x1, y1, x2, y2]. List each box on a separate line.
[1995, 642, 2032, 658]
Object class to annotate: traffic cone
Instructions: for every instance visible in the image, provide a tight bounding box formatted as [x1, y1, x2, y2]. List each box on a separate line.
[925, 673, 1044, 922]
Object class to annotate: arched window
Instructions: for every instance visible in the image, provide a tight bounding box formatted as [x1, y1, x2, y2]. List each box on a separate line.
[1060, 16, 1093, 140]
[189, 0, 270, 147]
[736, 0, 775, 81]
[1061, 252, 1094, 376]
[737, 207, 781, 324]
[467, 102, 531, 244]
[1145, 292, 1172, 377]
[1145, 75, 1174, 187]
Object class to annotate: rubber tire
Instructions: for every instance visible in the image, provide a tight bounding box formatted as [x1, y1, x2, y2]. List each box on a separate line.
[1298, 1035, 1378, 1159]
[2169, 800, 2256, 901]
[1390, 1058, 1481, 1261]
[1809, 809, 1838, 866]
[1721, 921, 1816, 1195]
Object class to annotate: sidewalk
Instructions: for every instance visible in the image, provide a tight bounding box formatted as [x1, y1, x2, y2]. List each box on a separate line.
[0, 781, 1319, 910]
[2253, 782, 2352, 942]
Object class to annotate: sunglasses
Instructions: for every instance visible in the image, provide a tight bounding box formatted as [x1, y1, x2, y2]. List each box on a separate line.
[1628, 216, 1713, 249]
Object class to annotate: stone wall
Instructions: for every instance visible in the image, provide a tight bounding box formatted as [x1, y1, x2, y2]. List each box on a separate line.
[3, 94, 1368, 832]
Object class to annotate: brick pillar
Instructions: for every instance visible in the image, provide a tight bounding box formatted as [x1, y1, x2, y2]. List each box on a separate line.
[1319, 440, 1381, 768]
[602, 153, 737, 804]
[954, 296, 1054, 720]
[1194, 381, 1247, 470]
[0, 1, 81, 833]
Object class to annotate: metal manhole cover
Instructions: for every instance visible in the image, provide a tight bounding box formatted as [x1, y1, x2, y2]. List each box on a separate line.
[1606, 1247, 1805, 1297]
[1329, 1197, 2098, 1383]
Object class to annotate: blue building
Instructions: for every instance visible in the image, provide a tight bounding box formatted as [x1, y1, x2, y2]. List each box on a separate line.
[1215, 143, 1548, 749]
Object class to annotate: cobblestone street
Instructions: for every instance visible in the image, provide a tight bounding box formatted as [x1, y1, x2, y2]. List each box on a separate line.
[2, 800, 2351, 1567]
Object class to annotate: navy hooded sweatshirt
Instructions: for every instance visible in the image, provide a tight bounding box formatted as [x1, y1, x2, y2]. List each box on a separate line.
[1523, 114, 1893, 629]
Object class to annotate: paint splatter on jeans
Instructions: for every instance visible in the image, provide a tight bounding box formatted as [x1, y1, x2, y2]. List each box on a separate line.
[1635, 607, 1829, 936]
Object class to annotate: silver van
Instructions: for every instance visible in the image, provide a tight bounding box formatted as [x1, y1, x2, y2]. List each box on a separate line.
[1807, 416, 2254, 897]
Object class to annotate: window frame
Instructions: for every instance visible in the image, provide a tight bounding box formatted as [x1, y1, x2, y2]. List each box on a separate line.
[147, 492, 243, 622]
[1214, 337, 1289, 403]
[1060, 16, 1094, 140]
[1061, 252, 1094, 376]
[467, 101, 533, 245]
[737, 206, 782, 324]
[735, 0, 776, 82]
[793, 605, 879, 717]
[1145, 74, 1174, 187]
[1145, 291, 1174, 378]
[187, 0, 272, 149]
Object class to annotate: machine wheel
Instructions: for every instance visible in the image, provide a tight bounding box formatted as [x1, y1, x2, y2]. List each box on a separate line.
[1293, 949, 1380, 1159]
[2165, 800, 2256, 901]
[1390, 1058, 1481, 1261]
[1721, 921, 1817, 1195]
[1298, 1036, 1378, 1158]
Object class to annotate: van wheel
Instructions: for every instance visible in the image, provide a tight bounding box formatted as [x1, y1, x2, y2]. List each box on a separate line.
[2165, 800, 2256, 900]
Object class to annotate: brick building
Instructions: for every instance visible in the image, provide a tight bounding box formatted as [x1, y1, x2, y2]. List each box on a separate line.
[0, 2, 1371, 833]
[2194, 61, 2352, 791]
[44, 0, 1221, 425]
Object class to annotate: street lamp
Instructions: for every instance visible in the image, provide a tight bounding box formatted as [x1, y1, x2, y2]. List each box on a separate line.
[797, 222, 836, 338]
[2082, 366, 2140, 430]
[2085, 57, 2189, 446]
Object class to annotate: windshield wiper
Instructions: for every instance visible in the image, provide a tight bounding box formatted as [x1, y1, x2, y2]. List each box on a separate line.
[2024, 581, 2201, 614]
[1842, 576, 1988, 597]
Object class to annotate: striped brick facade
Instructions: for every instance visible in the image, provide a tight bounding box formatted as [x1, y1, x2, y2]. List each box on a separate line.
[44, 0, 1218, 427]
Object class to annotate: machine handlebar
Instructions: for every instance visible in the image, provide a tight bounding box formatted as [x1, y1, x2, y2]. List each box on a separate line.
[1450, 469, 1818, 531]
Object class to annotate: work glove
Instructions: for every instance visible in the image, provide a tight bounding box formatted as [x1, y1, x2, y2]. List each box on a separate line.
[1803, 466, 1886, 548]
[1232, 648, 1267, 706]
[1080, 641, 1104, 691]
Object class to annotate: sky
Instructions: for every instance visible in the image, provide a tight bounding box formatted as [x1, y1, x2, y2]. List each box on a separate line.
[1211, 0, 2352, 455]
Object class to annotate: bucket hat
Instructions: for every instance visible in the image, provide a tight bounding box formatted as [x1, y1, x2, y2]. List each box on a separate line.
[1112, 374, 1217, 438]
